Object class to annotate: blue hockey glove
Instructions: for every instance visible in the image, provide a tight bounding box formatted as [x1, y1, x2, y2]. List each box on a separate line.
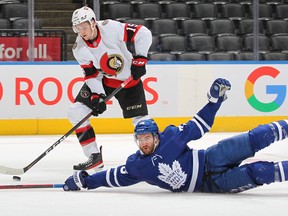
[90, 93, 107, 116]
[63, 171, 89, 191]
[131, 55, 148, 80]
[207, 78, 231, 103]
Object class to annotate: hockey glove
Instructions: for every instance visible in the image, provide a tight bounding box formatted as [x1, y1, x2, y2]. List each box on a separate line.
[207, 78, 231, 103]
[63, 171, 89, 191]
[90, 93, 107, 116]
[131, 55, 148, 80]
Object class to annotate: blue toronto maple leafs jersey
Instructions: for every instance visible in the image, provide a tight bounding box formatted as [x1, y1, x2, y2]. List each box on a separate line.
[85, 101, 223, 192]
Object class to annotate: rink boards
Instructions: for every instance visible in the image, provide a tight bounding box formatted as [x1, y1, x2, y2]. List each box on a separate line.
[0, 61, 287, 134]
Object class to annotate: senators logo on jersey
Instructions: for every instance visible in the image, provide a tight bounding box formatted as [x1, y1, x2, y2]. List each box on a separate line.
[80, 90, 90, 98]
[100, 52, 124, 77]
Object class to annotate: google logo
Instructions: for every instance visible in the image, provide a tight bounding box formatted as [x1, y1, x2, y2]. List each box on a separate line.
[245, 66, 286, 112]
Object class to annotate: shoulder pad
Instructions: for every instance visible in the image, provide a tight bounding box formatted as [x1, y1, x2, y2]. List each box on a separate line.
[102, 20, 109, 25]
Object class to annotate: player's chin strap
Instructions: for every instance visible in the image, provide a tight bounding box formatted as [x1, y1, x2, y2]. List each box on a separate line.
[152, 133, 160, 153]
[90, 26, 95, 40]
[90, 21, 98, 40]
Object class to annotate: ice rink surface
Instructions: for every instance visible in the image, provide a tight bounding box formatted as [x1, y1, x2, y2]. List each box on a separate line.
[0, 132, 288, 216]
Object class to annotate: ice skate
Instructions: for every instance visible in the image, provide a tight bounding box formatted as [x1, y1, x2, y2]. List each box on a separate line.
[73, 146, 104, 171]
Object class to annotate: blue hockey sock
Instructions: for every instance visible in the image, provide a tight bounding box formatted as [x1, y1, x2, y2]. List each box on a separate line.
[246, 161, 275, 185]
[246, 161, 288, 185]
[249, 120, 288, 153]
[274, 161, 288, 182]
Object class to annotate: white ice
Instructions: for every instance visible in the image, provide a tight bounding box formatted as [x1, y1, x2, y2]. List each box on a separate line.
[0, 133, 288, 216]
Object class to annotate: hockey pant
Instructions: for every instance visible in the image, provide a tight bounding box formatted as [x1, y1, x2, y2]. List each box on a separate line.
[198, 120, 288, 193]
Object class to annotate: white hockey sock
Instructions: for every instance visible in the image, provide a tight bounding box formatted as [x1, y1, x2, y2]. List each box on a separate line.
[274, 161, 288, 182]
[269, 120, 288, 142]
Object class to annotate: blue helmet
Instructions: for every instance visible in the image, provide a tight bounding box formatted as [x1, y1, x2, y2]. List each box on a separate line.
[134, 119, 159, 135]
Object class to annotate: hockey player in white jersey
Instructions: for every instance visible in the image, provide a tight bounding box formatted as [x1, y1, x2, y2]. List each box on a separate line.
[64, 78, 288, 193]
[69, 6, 152, 171]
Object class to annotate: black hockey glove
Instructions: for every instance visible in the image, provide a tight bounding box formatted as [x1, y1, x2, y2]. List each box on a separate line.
[207, 78, 231, 103]
[63, 171, 89, 191]
[131, 55, 148, 80]
[90, 93, 107, 116]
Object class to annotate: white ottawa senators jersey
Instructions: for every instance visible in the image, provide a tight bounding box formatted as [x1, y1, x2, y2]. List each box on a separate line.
[72, 19, 152, 94]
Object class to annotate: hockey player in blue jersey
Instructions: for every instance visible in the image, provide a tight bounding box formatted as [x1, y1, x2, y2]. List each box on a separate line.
[63, 78, 288, 193]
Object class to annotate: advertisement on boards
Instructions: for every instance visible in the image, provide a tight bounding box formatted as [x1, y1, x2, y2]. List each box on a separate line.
[0, 37, 61, 61]
[0, 63, 287, 120]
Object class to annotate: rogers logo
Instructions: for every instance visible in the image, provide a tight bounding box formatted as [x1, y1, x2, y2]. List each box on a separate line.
[0, 82, 3, 101]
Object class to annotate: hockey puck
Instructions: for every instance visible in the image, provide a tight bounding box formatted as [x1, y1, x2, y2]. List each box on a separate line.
[12, 176, 21, 181]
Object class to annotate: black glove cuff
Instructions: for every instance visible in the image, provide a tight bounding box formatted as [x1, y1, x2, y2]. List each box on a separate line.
[132, 55, 148, 67]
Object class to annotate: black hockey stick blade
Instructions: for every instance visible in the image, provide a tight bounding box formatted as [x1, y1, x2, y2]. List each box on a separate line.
[0, 183, 64, 189]
[0, 76, 133, 175]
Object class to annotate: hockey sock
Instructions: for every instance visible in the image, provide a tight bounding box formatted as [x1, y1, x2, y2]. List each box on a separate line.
[246, 161, 288, 185]
[274, 161, 288, 182]
[246, 161, 275, 185]
[75, 124, 96, 147]
[248, 120, 288, 153]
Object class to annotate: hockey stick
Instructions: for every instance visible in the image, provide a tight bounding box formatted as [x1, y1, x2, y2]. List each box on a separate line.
[0, 183, 64, 189]
[0, 76, 133, 175]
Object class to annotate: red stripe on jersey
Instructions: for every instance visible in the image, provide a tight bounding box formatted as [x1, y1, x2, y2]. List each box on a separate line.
[76, 125, 92, 133]
[123, 23, 142, 43]
[80, 61, 94, 68]
[103, 77, 139, 88]
[84, 73, 98, 80]
[130, 25, 141, 43]
[80, 61, 100, 79]
[123, 23, 128, 42]
[80, 137, 96, 147]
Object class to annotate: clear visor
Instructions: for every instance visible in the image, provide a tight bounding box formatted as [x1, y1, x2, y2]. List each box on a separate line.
[134, 135, 153, 147]
[134, 133, 158, 146]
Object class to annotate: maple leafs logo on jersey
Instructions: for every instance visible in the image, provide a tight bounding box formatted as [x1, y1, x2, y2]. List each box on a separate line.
[157, 160, 187, 190]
